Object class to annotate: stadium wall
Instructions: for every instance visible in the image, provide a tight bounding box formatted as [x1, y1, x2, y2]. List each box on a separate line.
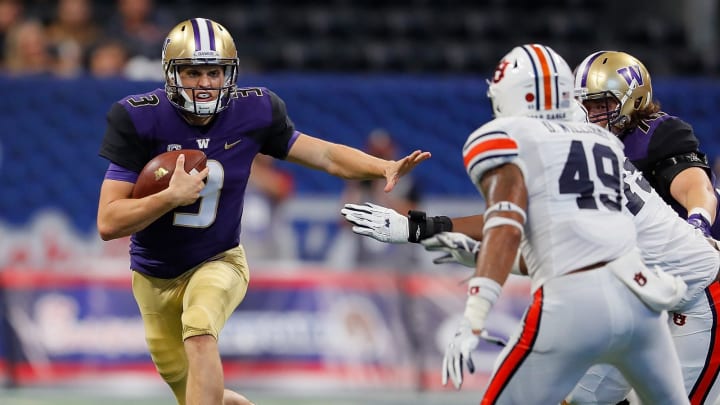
[0, 267, 532, 391]
[2, 76, 719, 234]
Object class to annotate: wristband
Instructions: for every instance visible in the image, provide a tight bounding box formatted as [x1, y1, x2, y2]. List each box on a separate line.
[688, 208, 712, 237]
[407, 210, 453, 243]
[689, 207, 712, 224]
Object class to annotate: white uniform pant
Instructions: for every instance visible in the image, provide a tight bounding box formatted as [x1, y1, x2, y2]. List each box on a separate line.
[482, 267, 688, 405]
[566, 280, 720, 405]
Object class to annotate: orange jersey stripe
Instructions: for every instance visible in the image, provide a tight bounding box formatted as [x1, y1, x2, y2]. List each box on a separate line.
[463, 138, 518, 168]
[689, 280, 720, 405]
[482, 288, 543, 404]
[530, 45, 553, 110]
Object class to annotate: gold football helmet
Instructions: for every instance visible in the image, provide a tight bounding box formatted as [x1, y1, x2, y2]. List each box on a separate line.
[574, 51, 652, 132]
[161, 18, 239, 116]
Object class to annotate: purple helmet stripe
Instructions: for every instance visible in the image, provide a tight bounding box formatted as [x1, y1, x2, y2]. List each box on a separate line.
[190, 19, 201, 50]
[205, 19, 216, 50]
[579, 52, 604, 87]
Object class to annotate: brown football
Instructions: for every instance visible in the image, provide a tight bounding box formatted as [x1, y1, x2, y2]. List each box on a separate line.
[132, 149, 207, 199]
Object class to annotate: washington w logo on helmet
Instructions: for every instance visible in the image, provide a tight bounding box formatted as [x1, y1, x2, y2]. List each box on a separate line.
[617, 65, 645, 87]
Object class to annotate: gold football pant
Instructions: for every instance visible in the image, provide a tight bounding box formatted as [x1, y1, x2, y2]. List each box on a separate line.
[131, 245, 249, 402]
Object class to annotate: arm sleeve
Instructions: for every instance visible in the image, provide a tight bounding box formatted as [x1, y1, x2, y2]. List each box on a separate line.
[98, 103, 154, 173]
[254, 90, 297, 159]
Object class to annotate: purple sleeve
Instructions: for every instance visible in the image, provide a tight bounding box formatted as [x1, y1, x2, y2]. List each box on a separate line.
[287, 130, 301, 151]
[104, 162, 139, 183]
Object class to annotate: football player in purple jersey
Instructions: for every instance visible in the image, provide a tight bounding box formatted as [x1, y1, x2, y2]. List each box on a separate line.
[96, 18, 430, 405]
[575, 50, 719, 239]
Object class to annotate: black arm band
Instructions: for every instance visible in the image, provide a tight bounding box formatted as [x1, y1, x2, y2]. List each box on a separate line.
[407, 210, 454, 243]
[652, 151, 710, 176]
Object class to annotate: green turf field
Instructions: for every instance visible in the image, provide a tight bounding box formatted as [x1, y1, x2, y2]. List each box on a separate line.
[0, 387, 482, 405]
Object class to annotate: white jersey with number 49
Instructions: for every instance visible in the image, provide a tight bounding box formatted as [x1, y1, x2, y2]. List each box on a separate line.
[463, 116, 636, 292]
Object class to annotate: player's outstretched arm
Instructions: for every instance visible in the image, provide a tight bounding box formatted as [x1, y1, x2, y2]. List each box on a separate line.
[340, 202, 530, 271]
[341, 202, 454, 243]
[341, 201, 485, 241]
[286, 133, 430, 192]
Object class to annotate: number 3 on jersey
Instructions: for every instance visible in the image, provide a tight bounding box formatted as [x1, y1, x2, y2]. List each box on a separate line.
[173, 160, 223, 227]
[559, 140, 622, 211]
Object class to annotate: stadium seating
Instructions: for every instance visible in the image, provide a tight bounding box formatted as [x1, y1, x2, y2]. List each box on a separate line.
[52, 0, 702, 75]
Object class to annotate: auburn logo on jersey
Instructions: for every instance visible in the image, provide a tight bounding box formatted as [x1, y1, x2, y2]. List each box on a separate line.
[672, 312, 687, 326]
[633, 272, 647, 286]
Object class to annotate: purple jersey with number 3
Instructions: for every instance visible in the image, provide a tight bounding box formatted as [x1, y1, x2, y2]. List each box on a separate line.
[99, 87, 299, 278]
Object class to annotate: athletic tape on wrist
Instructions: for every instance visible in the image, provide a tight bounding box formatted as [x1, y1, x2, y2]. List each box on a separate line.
[464, 277, 502, 331]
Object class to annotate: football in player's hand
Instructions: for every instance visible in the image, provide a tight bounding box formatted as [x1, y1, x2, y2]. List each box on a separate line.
[132, 150, 207, 199]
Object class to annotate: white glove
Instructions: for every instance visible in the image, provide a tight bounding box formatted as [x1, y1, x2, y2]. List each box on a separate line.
[421, 232, 480, 267]
[340, 202, 409, 243]
[442, 317, 479, 390]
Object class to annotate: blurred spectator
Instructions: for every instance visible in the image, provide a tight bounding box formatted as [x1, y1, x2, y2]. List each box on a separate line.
[87, 40, 129, 78]
[105, 0, 172, 60]
[241, 154, 295, 263]
[45, 0, 101, 77]
[338, 128, 423, 270]
[0, 0, 24, 66]
[3, 19, 56, 76]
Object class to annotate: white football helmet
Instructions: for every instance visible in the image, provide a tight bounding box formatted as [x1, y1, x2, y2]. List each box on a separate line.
[487, 44, 574, 121]
[161, 18, 239, 116]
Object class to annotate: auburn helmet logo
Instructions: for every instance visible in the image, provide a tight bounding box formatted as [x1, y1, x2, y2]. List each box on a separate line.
[492, 60, 510, 84]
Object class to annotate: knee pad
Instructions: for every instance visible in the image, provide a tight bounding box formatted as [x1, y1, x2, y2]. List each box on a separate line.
[146, 335, 188, 384]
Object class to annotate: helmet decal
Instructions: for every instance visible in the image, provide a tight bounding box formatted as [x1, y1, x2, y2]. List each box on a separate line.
[617, 65, 645, 87]
[161, 37, 171, 60]
[190, 18, 216, 53]
[492, 60, 510, 84]
[576, 51, 603, 88]
[521, 44, 558, 111]
[486, 44, 573, 121]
